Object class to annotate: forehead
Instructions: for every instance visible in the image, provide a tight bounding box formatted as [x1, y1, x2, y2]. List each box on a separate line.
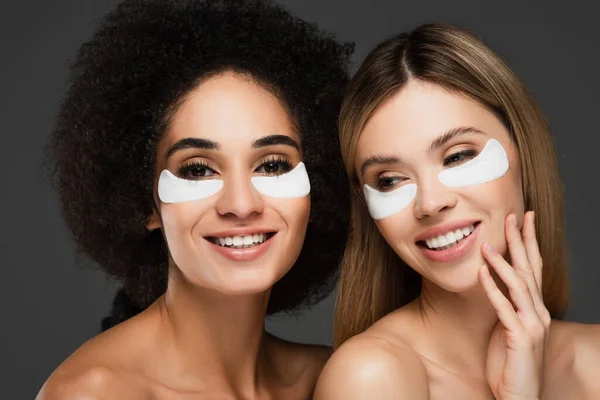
[164, 72, 298, 148]
[357, 81, 505, 156]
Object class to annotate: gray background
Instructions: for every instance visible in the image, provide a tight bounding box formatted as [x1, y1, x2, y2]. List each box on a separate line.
[2, 0, 598, 397]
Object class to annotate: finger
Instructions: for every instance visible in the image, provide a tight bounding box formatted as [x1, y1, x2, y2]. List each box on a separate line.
[521, 211, 543, 294]
[505, 213, 544, 308]
[505, 213, 534, 278]
[482, 241, 538, 320]
[520, 211, 548, 324]
[478, 264, 524, 334]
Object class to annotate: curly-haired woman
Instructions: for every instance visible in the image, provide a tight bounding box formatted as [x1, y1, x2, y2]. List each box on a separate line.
[37, 0, 352, 398]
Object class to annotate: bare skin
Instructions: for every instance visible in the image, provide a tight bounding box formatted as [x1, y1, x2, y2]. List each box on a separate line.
[315, 81, 600, 399]
[316, 217, 600, 399]
[38, 297, 330, 400]
[317, 310, 600, 399]
[38, 73, 331, 400]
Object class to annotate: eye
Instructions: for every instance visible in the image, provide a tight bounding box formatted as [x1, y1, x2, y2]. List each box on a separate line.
[178, 161, 217, 180]
[255, 157, 293, 176]
[443, 149, 477, 166]
[376, 175, 406, 191]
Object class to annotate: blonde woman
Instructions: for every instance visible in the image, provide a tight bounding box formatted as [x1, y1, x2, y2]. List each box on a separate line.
[315, 23, 600, 399]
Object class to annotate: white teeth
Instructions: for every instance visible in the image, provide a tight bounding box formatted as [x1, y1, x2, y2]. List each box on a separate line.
[424, 224, 476, 250]
[212, 233, 269, 248]
[446, 231, 456, 243]
[454, 229, 464, 241]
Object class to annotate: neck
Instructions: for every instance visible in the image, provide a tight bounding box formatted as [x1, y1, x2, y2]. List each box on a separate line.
[150, 265, 272, 395]
[412, 278, 501, 378]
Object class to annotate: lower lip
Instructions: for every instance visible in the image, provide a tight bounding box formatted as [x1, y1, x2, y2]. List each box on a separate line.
[206, 234, 275, 262]
[419, 223, 480, 263]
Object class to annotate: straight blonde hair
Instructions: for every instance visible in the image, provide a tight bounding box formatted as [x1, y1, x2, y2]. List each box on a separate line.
[334, 23, 569, 348]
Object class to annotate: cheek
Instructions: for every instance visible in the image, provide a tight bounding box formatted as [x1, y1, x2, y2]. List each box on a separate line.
[271, 197, 310, 236]
[375, 211, 413, 251]
[458, 157, 524, 214]
[160, 202, 211, 242]
[493, 169, 523, 212]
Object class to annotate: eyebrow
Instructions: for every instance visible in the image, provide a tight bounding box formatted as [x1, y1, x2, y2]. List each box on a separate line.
[359, 126, 485, 177]
[360, 154, 401, 177]
[252, 134, 300, 151]
[428, 126, 484, 152]
[166, 138, 219, 158]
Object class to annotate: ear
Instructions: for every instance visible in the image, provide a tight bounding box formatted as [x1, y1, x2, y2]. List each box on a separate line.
[146, 207, 162, 230]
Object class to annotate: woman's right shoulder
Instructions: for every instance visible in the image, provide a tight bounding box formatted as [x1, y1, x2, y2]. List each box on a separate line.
[36, 312, 154, 400]
[36, 364, 132, 400]
[36, 350, 151, 400]
[314, 332, 430, 400]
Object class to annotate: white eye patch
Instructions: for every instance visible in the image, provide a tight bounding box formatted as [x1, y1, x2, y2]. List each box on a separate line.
[363, 183, 417, 220]
[437, 138, 509, 187]
[363, 139, 509, 220]
[158, 170, 223, 203]
[251, 162, 310, 198]
[158, 162, 311, 204]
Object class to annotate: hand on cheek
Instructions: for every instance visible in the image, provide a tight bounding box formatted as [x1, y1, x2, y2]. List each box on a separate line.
[478, 212, 550, 400]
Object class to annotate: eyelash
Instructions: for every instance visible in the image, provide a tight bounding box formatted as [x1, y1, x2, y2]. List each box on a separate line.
[255, 156, 293, 176]
[177, 156, 293, 180]
[178, 161, 215, 180]
[374, 149, 478, 190]
[374, 176, 400, 190]
[443, 149, 477, 166]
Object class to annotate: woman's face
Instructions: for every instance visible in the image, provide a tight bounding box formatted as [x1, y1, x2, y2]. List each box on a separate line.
[149, 72, 310, 295]
[355, 81, 524, 292]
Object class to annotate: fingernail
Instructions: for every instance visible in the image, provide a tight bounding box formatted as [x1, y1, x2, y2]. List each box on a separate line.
[511, 214, 518, 227]
[484, 241, 495, 253]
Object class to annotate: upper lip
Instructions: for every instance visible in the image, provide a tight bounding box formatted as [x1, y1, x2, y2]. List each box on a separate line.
[415, 219, 479, 242]
[204, 228, 277, 238]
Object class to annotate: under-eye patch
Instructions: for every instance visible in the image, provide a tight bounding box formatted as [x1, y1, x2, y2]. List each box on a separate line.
[158, 170, 224, 203]
[438, 138, 509, 187]
[362, 139, 509, 220]
[251, 162, 310, 198]
[363, 183, 417, 220]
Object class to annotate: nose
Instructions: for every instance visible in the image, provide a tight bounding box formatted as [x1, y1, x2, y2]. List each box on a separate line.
[413, 175, 458, 219]
[215, 172, 264, 219]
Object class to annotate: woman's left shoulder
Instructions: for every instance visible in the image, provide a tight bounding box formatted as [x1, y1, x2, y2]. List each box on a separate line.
[549, 319, 600, 351]
[265, 334, 332, 395]
[547, 319, 600, 395]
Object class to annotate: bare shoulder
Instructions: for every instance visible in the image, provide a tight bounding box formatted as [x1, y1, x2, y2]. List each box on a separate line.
[547, 320, 600, 396]
[549, 319, 600, 366]
[36, 362, 149, 400]
[36, 311, 154, 400]
[314, 333, 429, 400]
[266, 334, 332, 384]
[282, 339, 332, 367]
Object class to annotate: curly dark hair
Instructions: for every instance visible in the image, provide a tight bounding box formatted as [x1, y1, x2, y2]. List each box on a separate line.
[49, 0, 354, 326]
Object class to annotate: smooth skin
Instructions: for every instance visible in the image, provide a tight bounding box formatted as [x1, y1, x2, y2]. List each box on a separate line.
[38, 73, 330, 400]
[315, 81, 600, 399]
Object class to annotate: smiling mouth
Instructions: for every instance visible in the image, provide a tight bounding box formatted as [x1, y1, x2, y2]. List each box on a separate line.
[417, 222, 480, 251]
[205, 232, 276, 249]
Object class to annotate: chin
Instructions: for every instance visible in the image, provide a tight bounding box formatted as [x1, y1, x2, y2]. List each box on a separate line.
[437, 274, 481, 293]
[210, 266, 291, 296]
[425, 258, 484, 294]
